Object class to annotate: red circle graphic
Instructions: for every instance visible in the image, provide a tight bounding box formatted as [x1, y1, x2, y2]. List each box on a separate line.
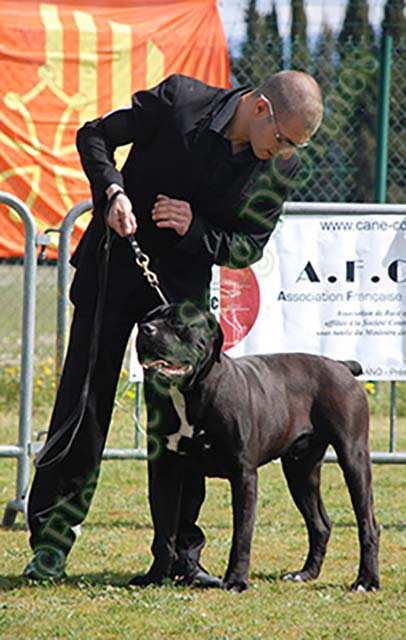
[219, 266, 260, 351]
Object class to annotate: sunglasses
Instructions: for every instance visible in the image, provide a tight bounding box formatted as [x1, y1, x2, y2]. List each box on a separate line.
[259, 93, 309, 150]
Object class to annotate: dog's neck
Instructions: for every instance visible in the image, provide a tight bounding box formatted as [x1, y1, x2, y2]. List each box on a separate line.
[182, 356, 224, 400]
[182, 351, 222, 391]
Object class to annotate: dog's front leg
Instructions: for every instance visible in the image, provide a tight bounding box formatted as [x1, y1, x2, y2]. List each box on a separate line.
[223, 469, 258, 592]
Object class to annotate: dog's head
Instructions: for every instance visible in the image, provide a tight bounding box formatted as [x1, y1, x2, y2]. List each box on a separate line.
[136, 303, 224, 388]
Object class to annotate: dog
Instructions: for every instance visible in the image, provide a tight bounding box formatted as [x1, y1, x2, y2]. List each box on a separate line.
[136, 303, 380, 592]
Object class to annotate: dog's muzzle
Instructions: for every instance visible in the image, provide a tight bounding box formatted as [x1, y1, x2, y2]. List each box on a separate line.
[137, 322, 193, 380]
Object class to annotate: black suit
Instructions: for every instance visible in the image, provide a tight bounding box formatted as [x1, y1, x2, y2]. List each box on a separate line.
[27, 74, 299, 575]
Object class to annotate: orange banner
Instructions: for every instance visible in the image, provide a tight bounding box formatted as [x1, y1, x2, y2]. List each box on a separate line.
[0, 0, 230, 258]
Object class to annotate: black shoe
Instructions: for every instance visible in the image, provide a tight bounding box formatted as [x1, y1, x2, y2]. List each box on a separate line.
[23, 547, 67, 581]
[174, 562, 223, 589]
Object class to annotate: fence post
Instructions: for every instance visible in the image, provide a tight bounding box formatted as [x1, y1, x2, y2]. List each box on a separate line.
[56, 199, 92, 379]
[375, 32, 395, 448]
[0, 192, 37, 527]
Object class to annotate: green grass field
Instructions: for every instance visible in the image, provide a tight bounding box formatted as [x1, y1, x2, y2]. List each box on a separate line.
[1, 407, 405, 640]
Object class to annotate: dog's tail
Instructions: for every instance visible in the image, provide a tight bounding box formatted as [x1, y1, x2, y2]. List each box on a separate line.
[339, 360, 363, 377]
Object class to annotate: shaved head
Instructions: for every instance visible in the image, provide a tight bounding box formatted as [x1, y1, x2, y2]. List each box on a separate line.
[258, 70, 323, 137]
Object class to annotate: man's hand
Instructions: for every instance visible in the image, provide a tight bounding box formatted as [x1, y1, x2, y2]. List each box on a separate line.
[152, 194, 192, 237]
[106, 191, 137, 237]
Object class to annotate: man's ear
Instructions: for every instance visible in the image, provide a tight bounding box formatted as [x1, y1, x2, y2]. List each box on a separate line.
[254, 95, 270, 120]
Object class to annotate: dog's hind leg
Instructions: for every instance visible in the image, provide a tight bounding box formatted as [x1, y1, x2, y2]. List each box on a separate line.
[333, 440, 380, 591]
[281, 452, 331, 584]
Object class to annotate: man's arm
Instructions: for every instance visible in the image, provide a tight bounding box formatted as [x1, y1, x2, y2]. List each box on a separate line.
[76, 75, 184, 235]
[76, 109, 136, 205]
[176, 158, 300, 269]
[75, 108, 139, 236]
[175, 213, 276, 269]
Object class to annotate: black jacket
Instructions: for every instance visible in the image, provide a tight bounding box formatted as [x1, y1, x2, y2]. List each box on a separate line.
[75, 74, 300, 305]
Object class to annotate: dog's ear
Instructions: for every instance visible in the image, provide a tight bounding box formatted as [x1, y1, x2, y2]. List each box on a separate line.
[206, 313, 224, 362]
[214, 323, 224, 361]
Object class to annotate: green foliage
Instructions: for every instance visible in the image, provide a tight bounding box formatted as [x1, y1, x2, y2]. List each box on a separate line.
[338, 0, 375, 47]
[336, 2, 378, 204]
[233, 0, 283, 86]
[290, 0, 311, 71]
[0, 360, 137, 415]
[366, 381, 406, 418]
[0, 366, 21, 410]
[264, 3, 283, 72]
[386, 36, 406, 204]
[382, 0, 406, 38]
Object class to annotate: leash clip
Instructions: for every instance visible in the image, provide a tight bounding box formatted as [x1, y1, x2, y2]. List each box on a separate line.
[127, 234, 169, 305]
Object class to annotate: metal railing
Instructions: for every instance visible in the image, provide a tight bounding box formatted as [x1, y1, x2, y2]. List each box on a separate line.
[0, 192, 37, 526]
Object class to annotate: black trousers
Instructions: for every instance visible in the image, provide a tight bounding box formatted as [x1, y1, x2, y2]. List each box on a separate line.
[27, 254, 206, 575]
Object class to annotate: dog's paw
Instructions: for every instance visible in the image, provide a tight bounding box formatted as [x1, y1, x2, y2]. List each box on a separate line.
[222, 579, 249, 593]
[351, 576, 380, 592]
[282, 570, 312, 583]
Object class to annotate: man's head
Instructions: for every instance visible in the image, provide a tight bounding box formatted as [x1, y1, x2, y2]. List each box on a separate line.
[228, 70, 323, 161]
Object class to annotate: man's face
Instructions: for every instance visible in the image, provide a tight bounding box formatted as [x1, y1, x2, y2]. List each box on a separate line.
[249, 95, 311, 161]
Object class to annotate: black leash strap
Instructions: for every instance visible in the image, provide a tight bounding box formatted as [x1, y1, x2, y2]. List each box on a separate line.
[34, 192, 167, 469]
[34, 229, 111, 470]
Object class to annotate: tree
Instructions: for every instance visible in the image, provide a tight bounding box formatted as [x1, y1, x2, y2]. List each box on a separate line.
[381, 0, 406, 202]
[290, 0, 311, 72]
[233, 0, 261, 85]
[264, 3, 283, 73]
[336, 0, 378, 202]
[338, 0, 375, 47]
[292, 23, 341, 202]
[313, 23, 337, 92]
[232, 0, 284, 87]
[382, 0, 406, 39]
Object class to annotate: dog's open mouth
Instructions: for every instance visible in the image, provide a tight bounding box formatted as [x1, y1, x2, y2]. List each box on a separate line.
[142, 359, 193, 378]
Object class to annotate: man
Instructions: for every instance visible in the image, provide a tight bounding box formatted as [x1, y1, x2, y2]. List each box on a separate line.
[24, 71, 323, 585]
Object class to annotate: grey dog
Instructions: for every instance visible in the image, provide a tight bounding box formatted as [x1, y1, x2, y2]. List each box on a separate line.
[136, 303, 380, 592]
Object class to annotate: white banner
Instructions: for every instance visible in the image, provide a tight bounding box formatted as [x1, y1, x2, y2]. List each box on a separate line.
[224, 213, 406, 380]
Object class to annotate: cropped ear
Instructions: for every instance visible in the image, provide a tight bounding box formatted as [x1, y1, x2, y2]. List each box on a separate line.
[214, 322, 224, 361]
[206, 313, 224, 361]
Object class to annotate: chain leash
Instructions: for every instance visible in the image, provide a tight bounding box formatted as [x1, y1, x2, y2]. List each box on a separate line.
[105, 190, 169, 305]
[127, 233, 169, 305]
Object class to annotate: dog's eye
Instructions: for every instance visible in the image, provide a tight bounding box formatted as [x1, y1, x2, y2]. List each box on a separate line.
[172, 324, 194, 342]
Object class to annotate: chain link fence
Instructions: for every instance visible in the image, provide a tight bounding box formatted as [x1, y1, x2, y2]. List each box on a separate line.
[231, 36, 406, 204]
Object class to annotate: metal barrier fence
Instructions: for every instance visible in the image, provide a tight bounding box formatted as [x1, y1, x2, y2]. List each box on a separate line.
[1, 196, 406, 528]
[0, 192, 37, 526]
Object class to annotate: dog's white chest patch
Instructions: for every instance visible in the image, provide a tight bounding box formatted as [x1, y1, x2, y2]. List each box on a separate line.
[167, 387, 194, 454]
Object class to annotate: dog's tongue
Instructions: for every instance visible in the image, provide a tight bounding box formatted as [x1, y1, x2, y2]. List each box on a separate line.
[143, 359, 168, 369]
[143, 359, 189, 377]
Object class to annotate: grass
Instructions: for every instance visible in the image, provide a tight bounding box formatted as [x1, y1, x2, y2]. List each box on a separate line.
[1, 408, 406, 640]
